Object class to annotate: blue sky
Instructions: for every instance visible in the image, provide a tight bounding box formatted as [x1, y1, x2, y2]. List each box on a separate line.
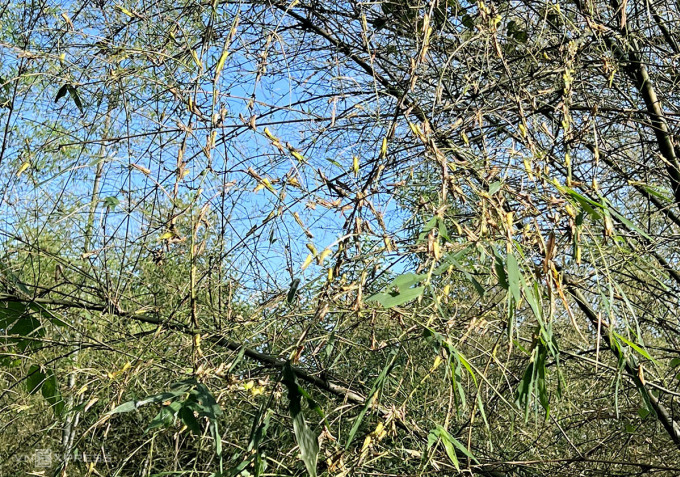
[0, 0, 422, 305]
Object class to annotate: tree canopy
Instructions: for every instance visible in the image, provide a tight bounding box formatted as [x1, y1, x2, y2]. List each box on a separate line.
[2, 0, 680, 475]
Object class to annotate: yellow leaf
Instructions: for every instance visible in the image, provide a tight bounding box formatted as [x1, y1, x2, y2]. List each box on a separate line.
[16, 161, 30, 177]
[288, 177, 301, 188]
[107, 361, 131, 380]
[84, 398, 98, 413]
[115, 5, 134, 17]
[353, 155, 359, 176]
[408, 122, 419, 137]
[371, 421, 387, 440]
[318, 248, 332, 263]
[361, 435, 372, 452]
[301, 254, 314, 270]
[380, 137, 388, 157]
[159, 232, 174, 241]
[215, 47, 229, 81]
[190, 49, 203, 70]
[261, 177, 275, 193]
[291, 151, 305, 162]
[306, 243, 318, 256]
[292, 211, 306, 229]
[523, 157, 533, 177]
[264, 127, 277, 141]
[433, 240, 441, 260]
[130, 163, 151, 175]
[384, 236, 393, 252]
[431, 355, 442, 371]
[263, 210, 276, 223]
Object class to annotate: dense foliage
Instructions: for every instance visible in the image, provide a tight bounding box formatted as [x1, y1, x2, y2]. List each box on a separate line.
[2, 0, 680, 475]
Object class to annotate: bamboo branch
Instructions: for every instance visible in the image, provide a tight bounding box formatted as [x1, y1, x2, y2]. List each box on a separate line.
[564, 280, 680, 450]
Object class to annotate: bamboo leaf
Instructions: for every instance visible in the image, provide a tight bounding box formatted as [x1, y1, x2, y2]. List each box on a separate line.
[506, 253, 522, 303]
[282, 362, 319, 477]
[346, 349, 398, 449]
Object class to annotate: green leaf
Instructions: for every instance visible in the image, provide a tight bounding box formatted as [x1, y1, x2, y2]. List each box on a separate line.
[456, 351, 477, 387]
[346, 349, 399, 449]
[515, 361, 534, 414]
[102, 196, 120, 210]
[469, 276, 485, 297]
[488, 181, 501, 195]
[247, 406, 272, 452]
[367, 286, 424, 308]
[523, 280, 543, 321]
[670, 358, 680, 368]
[562, 187, 603, 219]
[391, 273, 423, 290]
[428, 426, 479, 470]
[0, 264, 31, 296]
[27, 366, 64, 416]
[418, 216, 439, 243]
[438, 219, 450, 241]
[190, 383, 223, 420]
[476, 393, 490, 431]
[110, 380, 196, 414]
[506, 253, 522, 303]
[211, 420, 222, 464]
[26, 364, 46, 394]
[440, 434, 459, 470]
[55, 84, 69, 102]
[179, 405, 201, 435]
[447, 255, 485, 297]
[287, 278, 301, 303]
[147, 401, 181, 431]
[110, 400, 138, 414]
[0, 300, 65, 352]
[446, 430, 479, 463]
[55, 83, 84, 113]
[613, 332, 654, 363]
[282, 362, 319, 477]
[428, 427, 458, 470]
[67, 84, 84, 113]
[609, 209, 652, 241]
[41, 368, 64, 417]
[641, 184, 672, 202]
[494, 256, 508, 289]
